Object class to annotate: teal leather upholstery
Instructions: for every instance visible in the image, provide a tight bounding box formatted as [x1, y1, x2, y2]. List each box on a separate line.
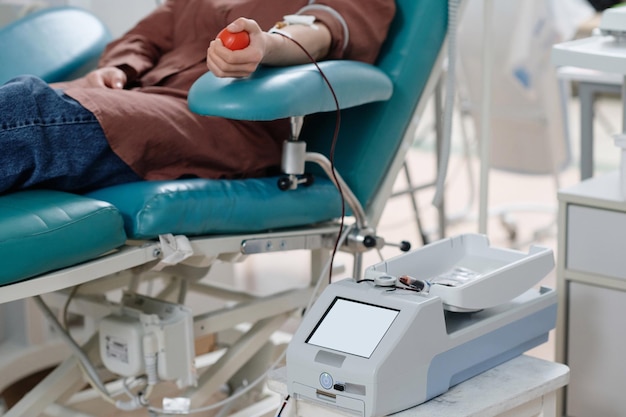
[189, 61, 393, 120]
[0, 8, 119, 284]
[303, 0, 448, 211]
[97, 0, 448, 240]
[0, 0, 448, 282]
[186, 0, 448, 220]
[0, 7, 112, 84]
[87, 177, 342, 239]
[92, 60, 394, 239]
[0, 191, 126, 284]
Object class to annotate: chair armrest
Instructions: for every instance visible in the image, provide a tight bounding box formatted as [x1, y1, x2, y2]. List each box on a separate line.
[188, 60, 393, 120]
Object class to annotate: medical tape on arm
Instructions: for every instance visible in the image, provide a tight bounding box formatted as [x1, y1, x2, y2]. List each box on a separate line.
[269, 14, 318, 38]
[273, 4, 349, 53]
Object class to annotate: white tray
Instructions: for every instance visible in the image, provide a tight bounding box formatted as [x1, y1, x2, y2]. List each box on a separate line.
[365, 234, 554, 311]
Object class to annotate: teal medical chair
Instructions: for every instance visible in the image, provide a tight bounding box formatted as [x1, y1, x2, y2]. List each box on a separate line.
[0, 2, 448, 415]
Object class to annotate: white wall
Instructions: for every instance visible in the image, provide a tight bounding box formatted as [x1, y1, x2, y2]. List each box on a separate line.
[0, 1, 63, 27]
[66, 0, 158, 37]
[0, 0, 157, 36]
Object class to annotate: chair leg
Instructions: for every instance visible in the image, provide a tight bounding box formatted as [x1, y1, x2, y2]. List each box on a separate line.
[185, 313, 290, 407]
[0, 300, 71, 396]
[4, 336, 99, 417]
[402, 162, 430, 245]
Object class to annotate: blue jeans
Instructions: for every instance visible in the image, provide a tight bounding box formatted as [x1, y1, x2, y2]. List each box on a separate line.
[0, 75, 141, 194]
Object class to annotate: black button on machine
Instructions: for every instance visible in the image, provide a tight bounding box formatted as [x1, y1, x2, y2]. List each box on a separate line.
[333, 383, 345, 391]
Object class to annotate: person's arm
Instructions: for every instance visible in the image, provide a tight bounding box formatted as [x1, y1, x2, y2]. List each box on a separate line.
[49, 66, 128, 90]
[206, 17, 332, 78]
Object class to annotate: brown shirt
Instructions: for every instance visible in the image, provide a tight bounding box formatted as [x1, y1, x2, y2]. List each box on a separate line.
[62, 0, 395, 180]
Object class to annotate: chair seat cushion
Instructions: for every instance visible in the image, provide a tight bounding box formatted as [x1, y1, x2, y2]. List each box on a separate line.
[0, 190, 126, 284]
[87, 176, 343, 239]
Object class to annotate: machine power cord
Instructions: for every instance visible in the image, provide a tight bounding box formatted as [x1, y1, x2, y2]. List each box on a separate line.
[275, 394, 291, 417]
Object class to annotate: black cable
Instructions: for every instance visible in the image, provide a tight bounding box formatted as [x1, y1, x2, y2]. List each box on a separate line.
[275, 394, 291, 417]
[273, 32, 345, 285]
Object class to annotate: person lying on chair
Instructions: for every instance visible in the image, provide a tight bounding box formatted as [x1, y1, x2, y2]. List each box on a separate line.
[0, 0, 395, 195]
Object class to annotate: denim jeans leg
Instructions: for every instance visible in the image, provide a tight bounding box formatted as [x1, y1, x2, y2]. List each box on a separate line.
[0, 75, 142, 194]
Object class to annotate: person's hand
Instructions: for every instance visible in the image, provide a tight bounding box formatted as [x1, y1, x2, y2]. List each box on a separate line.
[206, 18, 265, 78]
[81, 67, 128, 89]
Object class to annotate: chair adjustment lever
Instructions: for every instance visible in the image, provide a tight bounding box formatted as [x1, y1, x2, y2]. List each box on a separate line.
[277, 172, 314, 191]
[345, 227, 381, 253]
[385, 240, 412, 252]
[345, 228, 411, 253]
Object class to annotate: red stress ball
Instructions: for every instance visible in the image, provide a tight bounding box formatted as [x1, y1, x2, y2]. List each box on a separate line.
[217, 28, 250, 50]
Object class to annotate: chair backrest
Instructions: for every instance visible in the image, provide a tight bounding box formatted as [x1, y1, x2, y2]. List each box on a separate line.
[0, 7, 112, 85]
[303, 0, 448, 225]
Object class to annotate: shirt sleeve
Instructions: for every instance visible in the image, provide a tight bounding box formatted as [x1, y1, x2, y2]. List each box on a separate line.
[97, 0, 177, 80]
[296, 0, 395, 63]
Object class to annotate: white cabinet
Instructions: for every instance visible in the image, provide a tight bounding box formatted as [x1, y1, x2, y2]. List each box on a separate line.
[557, 171, 626, 417]
[566, 205, 626, 279]
[566, 282, 626, 416]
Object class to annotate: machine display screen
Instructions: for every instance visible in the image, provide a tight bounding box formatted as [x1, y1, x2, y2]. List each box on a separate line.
[306, 297, 399, 358]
